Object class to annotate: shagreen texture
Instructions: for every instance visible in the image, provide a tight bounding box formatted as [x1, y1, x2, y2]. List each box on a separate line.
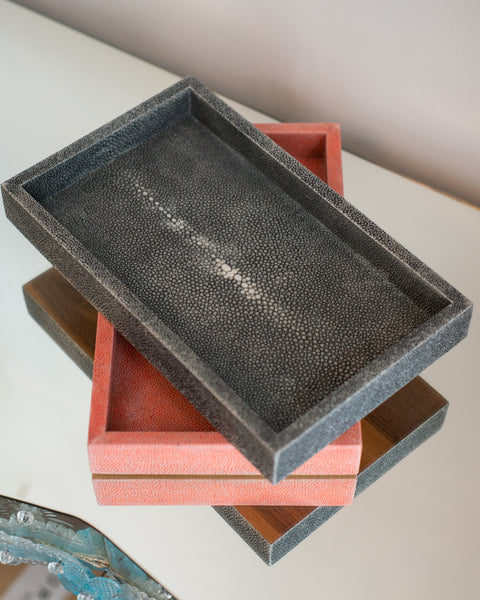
[3, 77, 472, 483]
[87, 313, 360, 506]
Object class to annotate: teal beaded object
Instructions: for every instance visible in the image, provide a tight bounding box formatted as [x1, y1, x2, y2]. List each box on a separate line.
[0, 497, 173, 600]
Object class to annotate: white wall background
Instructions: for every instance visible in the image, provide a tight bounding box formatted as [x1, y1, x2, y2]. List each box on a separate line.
[14, 0, 480, 206]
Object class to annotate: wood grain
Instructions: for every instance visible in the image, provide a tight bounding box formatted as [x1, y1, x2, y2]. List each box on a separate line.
[235, 379, 447, 542]
[23, 268, 448, 544]
[23, 269, 97, 361]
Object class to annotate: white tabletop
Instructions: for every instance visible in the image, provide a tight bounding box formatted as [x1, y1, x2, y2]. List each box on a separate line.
[0, 2, 478, 599]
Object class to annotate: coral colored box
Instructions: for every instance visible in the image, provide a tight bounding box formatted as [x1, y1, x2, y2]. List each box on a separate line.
[89, 314, 361, 505]
[88, 122, 360, 505]
[256, 122, 344, 196]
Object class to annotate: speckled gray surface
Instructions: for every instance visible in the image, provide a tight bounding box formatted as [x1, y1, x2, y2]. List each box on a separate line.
[215, 402, 448, 565]
[2, 77, 472, 483]
[40, 117, 436, 432]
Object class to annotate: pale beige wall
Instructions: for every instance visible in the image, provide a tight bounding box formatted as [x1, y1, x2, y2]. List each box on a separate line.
[14, 0, 480, 206]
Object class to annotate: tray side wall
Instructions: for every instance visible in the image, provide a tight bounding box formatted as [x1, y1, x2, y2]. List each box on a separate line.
[91, 475, 356, 506]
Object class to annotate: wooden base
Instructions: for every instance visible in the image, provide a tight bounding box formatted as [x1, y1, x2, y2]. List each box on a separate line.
[218, 375, 447, 563]
[23, 268, 448, 563]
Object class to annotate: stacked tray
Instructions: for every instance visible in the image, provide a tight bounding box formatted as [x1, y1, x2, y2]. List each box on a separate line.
[22, 268, 451, 564]
[4, 78, 472, 563]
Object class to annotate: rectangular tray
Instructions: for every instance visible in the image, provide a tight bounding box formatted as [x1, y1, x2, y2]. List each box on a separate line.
[4, 77, 471, 482]
[23, 268, 449, 563]
[89, 313, 359, 505]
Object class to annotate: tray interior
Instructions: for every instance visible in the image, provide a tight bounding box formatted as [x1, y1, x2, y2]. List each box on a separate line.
[262, 130, 328, 182]
[108, 325, 215, 433]
[24, 89, 450, 433]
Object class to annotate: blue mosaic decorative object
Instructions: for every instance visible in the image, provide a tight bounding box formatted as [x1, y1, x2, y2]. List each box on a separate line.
[0, 497, 174, 600]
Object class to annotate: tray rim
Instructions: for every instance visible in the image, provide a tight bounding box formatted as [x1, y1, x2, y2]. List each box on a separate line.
[3, 77, 472, 483]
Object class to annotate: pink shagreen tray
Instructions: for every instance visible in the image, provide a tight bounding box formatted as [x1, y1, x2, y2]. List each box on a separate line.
[87, 122, 361, 505]
[89, 314, 361, 505]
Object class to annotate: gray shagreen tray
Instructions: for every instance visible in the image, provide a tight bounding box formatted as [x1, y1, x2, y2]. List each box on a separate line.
[2, 77, 472, 483]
